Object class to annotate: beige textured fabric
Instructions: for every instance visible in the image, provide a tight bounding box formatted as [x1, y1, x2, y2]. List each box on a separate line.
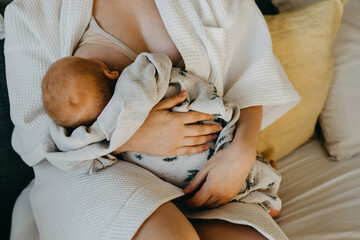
[10, 181, 39, 240]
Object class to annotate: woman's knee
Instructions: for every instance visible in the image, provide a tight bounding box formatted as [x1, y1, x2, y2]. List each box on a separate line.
[133, 201, 200, 240]
[189, 219, 267, 240]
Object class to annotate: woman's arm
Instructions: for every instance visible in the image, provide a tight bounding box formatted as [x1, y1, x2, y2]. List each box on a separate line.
[232, 105, 263, 159]
[183, 105, 263, 208]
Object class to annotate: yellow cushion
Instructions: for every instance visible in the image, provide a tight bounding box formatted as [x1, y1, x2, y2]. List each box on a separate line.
[257, 0, 346, 160]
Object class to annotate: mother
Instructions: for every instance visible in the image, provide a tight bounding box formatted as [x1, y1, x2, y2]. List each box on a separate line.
[5, 0, 300, 239]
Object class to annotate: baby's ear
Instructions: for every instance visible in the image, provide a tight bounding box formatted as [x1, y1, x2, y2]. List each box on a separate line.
[103, 69, 119, 80]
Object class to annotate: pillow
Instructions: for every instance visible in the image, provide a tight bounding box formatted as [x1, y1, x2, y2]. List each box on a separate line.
[319, 0, 360, 160]
[256, 0, 345, 160]
[272, 0, 360, 161]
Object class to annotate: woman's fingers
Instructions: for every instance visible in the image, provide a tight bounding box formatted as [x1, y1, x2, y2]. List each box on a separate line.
[202, 196, 219, 208]
[184, 171, 212, 208]
[184, 166, 209, 194]
[184, 191, 211, 208]
[184, 124, 222, 137]
[179, 111, 216, 124]
[203, 196, 229, 208]
[175, 145, 210, 156]
[181, 134, 218, 146]
[153, 90, 188, 110]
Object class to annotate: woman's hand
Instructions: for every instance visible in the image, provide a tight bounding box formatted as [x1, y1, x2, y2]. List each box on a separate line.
[182, 143, 255, 208]
[182, 106, 263, 208]
[112, 90, 223, 156]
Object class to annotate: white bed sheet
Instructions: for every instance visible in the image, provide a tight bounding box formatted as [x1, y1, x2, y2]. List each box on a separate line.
[276, 137, 360, 239]
[11, 137, 360, 240]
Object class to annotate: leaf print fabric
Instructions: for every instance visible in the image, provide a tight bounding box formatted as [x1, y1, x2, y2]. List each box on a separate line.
[213, 118, 228, 128]
[207, 147, 215, 160]
[230, 159, 282, 212]
[109, 54, 282, 211]
[162, 156, 178, 162]
[210, 86, 220, 100]
[184, 169, 200, 183]
[135, 154, 143, 160]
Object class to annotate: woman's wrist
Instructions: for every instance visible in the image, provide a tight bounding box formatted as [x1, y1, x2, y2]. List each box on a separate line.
[229, 138, 257, 155]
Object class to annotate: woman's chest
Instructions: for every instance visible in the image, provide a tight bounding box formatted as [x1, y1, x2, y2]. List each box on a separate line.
[92, 0, 181, 66]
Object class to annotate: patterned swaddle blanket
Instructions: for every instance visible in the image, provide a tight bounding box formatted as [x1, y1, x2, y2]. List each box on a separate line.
[118, 66, 237, 188]
[45, 53, 281, 212]
[114, 57, 282, 212]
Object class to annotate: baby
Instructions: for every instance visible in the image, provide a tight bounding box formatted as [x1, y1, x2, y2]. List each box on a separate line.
[42, 56, 227, 189]
[42, 57, 119, 128]
[42, 55, 281, 215]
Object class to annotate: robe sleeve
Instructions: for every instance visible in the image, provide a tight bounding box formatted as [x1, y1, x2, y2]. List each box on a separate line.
[4, 2, 57, 166]
[4, 0, 93, 167]
[214, 0, 301, 130]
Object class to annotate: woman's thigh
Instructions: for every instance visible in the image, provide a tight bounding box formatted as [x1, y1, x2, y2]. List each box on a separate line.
[133, 201, 199, 240]
[189, 219, 267, 240]
[31, 160, 185, 240]
[31, 160, 265, 240]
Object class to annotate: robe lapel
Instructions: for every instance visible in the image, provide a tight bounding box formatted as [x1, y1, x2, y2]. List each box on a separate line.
[154, 0, 211, 81]
[59, 0, 93, 58]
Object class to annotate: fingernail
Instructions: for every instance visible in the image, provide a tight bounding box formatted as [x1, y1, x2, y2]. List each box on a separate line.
[212, 134, 218, 139]
[180, 90, 186, 96]
[217, 126, 223, 131]
[204, 145, 210, 151]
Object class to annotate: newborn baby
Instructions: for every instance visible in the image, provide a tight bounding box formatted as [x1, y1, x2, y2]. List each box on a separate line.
[42, 54, 281, 214]
[42, 57, 119, 128]
[42, 56, 227, 189]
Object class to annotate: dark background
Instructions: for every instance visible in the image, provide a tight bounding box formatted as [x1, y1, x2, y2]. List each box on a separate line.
[1, 2, 35, 240]
[0, 0, 36, 236]
[0, 40, 35, 240]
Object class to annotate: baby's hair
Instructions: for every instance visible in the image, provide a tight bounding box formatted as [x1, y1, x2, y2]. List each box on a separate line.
[42, 57, 114, 128]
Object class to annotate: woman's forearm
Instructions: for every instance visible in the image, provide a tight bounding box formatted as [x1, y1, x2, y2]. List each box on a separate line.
[231, 105, 263, 154]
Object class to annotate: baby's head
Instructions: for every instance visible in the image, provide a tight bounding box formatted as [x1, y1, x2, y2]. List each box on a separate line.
[42, 57, 119, 128]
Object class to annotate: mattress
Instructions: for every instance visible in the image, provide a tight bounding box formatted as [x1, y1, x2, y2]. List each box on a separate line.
[276, 137, 360, 239]
[11, 137, 360, 239]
